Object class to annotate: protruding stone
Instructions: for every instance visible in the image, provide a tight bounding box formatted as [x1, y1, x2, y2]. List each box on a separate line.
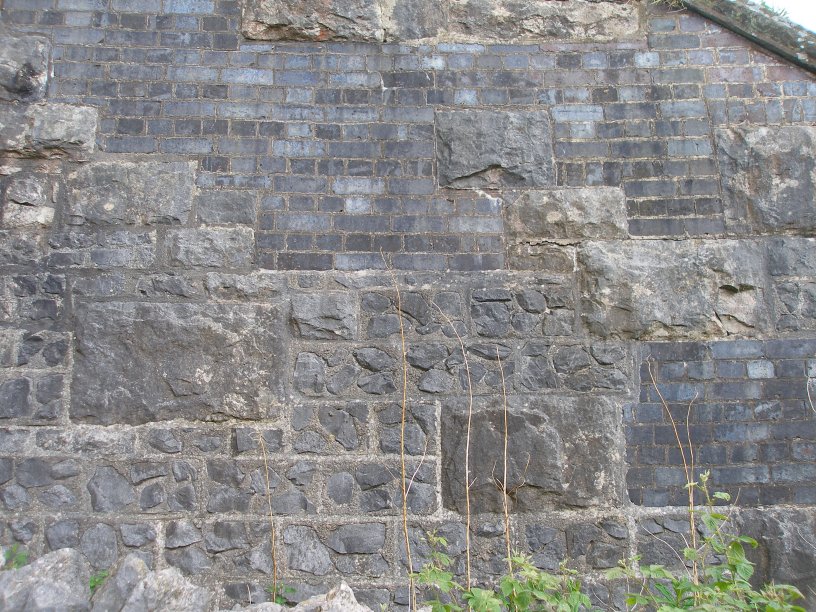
[0, 25, 50, 102]
[436, 110, 554, 189]
[0, 548, 91, 611]
[122, 567, 212, 611]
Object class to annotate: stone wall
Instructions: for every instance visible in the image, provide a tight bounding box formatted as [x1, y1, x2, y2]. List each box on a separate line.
[1, 0, 815, 608]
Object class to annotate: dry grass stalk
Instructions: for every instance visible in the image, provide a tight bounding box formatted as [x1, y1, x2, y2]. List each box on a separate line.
[383, 255, 415, 610]
[431, 302, 474, 590]
[647, 360, 700, 582]
[257, 429, 279, 599]
[496, 345, 513, 575]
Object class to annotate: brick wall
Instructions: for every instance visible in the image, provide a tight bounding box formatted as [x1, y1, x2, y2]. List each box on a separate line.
[1, 0, 816, 607]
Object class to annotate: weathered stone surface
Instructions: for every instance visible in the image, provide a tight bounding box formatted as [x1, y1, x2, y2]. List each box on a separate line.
[354, 347, 396, 372]
[740, 509, 816, 603]
[526, 524, 567, 571]
[436, 110, 554, 189]
[291, 293, 358, 339]
[164, 547, 212, 575]
[71, 302, 285, 424]
[506, 188, 628, 245]
[165, 228, 254, 268]
[242, 0, 638, 43]
[91, 554, 149, 612]
[0, 103, 97, 158]
[2, 174, 55, 229]
[406, 343, 449, 370]
[66, 161, 195, 226]
[293, 582, 373, 612]
[580, 240, 770, 339]
[318, 405, 360, 450]
[242, 0, 384, 42]
[326, 523, 386, 554]
[717, 126, 816, 233]
[294, 352, 326, 396]
[0, 548, 91, 611]
[283, 526, 333, 575]
[327, 472, 355, 504]
[80, 523, 119, 570]
[448, 0, 640, 42]
[197, 190, 255, 225]
[87, 466, 136, 512]
[122, 567, 211, 612]
[441, 394, 624, 512]
[0, 25, 50, 102]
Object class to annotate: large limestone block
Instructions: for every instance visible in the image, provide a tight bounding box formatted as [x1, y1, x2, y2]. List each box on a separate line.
[441, 394, 625, 512]
[0, 548, 91, 611]
[121, 567, 211, 612]
[579, 240, 771, 339]
[242, 0, 384, 41]
[717, 126, 816, 234]
[505, 188, 628, 245]
[0, 103, 97, 159]
[66, 161, 196, 226]
[436, 110, 554, 189]
[70, 302, 286, 424]
[0, 25, 50, 102]
[740, 509, 816, 604]
[241, 0, 639, 42]
[447, 0, 640, 42]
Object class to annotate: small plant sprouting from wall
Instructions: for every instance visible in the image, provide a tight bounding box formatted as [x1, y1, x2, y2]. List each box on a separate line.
[408, 357, 808, 611]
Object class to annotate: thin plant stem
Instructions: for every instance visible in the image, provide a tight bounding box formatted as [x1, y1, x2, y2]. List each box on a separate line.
[647, 360, 699, 586]
[257, 429, 279, 600]
[431, 302, 473, 590]
[384, 253, 415, 610]
[496, 345, 513, 575]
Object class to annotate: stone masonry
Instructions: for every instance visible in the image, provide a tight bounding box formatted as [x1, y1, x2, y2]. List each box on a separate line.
[0, 0, 815, 609]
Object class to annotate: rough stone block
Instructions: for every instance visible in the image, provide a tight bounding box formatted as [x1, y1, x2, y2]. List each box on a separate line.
[290, 293, 358, 340]
[165, 228, 254, 268]
[717, 126, 816, 233]
[441, 394, 624, 512]
[580, 240, 771, 339]
[0, 25, 50, 102]
[71, 302, 286, 424]
[436, 110, 554, 189]
[447, 0, 640, 42]
[242, 0, 384, 41]
[505, 188, 628, 245]
[0, 103, 98, 159]
[66, 161, 196, 226]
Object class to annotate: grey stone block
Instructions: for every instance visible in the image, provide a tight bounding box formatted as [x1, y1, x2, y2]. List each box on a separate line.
[243, 0, 384, 41]
[436, 110, 554, 189]
[71, 302, 285, 424]
[506, 188, 628, 245]
[441, 394, 624, 512]
[0, 24, 50, 102]
[580, 240, 771, 339]
[717, 126, 816, 233]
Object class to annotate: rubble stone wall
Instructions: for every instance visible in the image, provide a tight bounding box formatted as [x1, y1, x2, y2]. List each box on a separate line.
[0, 0, 815, 608]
